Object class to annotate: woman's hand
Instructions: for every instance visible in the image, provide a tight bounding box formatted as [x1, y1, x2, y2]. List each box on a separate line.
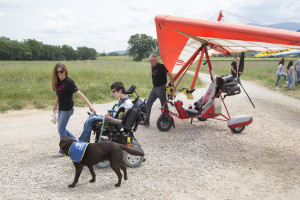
[53, 105, 57, 113]
[89, 105, 96, 114]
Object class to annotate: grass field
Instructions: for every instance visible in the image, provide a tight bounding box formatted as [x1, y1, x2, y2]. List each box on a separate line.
[0, 57, 198, 112]
[1, 57, 299, 113]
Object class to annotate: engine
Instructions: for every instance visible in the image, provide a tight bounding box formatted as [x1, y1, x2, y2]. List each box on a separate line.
[216, 75, 241, 96]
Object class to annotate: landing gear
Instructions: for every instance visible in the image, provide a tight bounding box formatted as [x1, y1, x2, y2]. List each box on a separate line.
[231, 126, 245, 134]
[157, 115, 173, 131]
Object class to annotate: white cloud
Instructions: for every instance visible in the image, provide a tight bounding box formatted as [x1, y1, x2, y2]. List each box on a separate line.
[42, 8, 82, 34]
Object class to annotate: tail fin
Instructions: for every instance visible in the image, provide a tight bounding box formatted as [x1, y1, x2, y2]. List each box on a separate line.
[120, 145, 144, 156]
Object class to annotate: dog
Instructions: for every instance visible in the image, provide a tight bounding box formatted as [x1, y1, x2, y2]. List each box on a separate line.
[59, 137, 145, 187]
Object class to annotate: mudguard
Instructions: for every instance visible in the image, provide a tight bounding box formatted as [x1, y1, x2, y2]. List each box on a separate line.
[227, 115, 253, 129]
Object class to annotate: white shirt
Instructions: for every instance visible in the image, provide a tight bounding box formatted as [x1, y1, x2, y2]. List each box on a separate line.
[276, 64, 284, 75]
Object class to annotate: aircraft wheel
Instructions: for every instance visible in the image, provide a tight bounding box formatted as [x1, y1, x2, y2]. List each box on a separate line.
[231, 126, 245, 134]
[197, 118, 207, 121]
[157, 115, 173, 131]
[97, 160, 110, 168]
[122, 146, 144, 167]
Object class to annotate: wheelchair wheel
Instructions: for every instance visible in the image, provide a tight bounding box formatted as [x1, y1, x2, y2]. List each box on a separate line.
[122, 146, 144, 167]
[97, 160, 110, 168]
[157, 115, 173, 131]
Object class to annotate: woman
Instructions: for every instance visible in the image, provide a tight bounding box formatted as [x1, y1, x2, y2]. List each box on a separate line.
[275, 58, 287, 89]
[286, 61, 295, 90]
[51, 63, 95, 157]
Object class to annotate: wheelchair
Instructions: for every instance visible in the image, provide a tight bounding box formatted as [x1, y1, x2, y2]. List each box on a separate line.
[89, 85, 146, 168]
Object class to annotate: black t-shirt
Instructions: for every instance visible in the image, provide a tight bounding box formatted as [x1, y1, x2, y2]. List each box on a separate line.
[231, 61, 237, 75]
[56, 77, 78, 111]
[152, 63, 169, 87]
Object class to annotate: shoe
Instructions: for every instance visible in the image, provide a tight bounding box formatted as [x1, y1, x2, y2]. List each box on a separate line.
[275, 87, 279, 90]
[52, 151, 66, 158]
[140, 121, 150, 127]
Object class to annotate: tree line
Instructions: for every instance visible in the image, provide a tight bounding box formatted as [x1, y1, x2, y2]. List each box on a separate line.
[0, 37, 97, 61]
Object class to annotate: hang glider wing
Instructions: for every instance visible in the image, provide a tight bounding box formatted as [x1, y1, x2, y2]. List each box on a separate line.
[253, 49, 300, 57]
[155, 15, 300, 73]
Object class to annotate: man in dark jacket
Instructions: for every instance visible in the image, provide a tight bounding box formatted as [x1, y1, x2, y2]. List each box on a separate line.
[140, 54, 174, 127]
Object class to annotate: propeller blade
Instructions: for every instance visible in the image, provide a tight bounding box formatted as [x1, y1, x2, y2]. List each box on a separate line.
[238, 52, 245, 78]
[239, 81, 255, 109]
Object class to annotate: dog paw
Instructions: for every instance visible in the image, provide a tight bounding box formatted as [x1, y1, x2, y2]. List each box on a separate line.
[68, 184, 76, 188]
[114, 183, 121, 187]
[89, 178, 95, 183]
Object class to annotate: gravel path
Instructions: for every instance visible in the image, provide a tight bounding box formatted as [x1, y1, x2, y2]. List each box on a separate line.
[0, 75, 299, 200]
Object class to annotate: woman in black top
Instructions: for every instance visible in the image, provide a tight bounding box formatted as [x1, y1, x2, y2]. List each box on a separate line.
[51, 63, 95, 157]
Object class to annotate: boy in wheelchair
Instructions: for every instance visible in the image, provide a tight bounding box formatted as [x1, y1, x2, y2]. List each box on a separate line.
[78, 81, 132, 142]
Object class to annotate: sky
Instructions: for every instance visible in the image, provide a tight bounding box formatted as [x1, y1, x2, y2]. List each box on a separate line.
[0, 0, 300, 53]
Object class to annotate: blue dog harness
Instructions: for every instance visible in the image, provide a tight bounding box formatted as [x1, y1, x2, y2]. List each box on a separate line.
[68, 142, 89, 162]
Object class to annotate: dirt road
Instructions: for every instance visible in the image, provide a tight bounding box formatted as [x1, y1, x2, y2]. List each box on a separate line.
[0, 76, 299, 200]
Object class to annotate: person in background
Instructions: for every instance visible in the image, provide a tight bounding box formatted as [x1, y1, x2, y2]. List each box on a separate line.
[78, 81, 132, 142]
[294, 58, 300, 84]
[140, 54, 174, 127]
[231, 56, 239, 78]
[286, 61, 295, 90]
[51, 63, 95, 157]
[275, 58, 287, 89]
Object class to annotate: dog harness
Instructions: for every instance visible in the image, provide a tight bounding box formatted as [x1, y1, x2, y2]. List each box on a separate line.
[68, 142, 89, 162]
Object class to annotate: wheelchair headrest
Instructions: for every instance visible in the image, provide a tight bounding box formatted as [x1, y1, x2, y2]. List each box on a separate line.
[121, 99, 141, 130]
[125, 85, 136, 94]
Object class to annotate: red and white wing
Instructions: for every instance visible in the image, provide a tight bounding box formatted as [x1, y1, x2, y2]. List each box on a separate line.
[155, 15, 300, 73]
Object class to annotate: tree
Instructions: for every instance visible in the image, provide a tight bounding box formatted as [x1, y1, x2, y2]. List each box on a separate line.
[24, 39, 44, 60]
[61, 45, 75, 61]
[128, 34, 157, 61]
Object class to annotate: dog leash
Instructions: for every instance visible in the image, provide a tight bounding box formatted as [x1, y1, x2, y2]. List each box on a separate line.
[98, 116, 105, 142]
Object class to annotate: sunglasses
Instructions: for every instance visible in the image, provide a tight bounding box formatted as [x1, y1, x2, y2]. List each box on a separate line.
[56, 70, 64, 74]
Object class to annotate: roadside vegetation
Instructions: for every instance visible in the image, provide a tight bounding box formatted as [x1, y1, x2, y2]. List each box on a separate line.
[1, 56, 299, 113]
[0, 57, 198, 112]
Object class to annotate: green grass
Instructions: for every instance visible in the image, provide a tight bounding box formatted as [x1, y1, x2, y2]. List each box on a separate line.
[190, 58, 300, 100]
[0, 58, 200, 112]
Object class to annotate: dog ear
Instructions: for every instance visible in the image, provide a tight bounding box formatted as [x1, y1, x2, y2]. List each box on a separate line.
[59, 137, 68, 150]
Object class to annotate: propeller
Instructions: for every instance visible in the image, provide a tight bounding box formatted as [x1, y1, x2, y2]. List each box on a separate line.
[237, 52, 255, 108]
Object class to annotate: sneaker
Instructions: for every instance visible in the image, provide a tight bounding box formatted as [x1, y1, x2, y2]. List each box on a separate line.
[275, 87, 279, 90]
[52, 151, 66, 158]
[140, 121, 150, 127]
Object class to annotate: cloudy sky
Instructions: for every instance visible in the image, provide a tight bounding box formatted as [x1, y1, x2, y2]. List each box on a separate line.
[0, 0, 299, 52]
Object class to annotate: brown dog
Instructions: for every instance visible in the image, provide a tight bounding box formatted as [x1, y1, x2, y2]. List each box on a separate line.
[59, 137, 145, 187]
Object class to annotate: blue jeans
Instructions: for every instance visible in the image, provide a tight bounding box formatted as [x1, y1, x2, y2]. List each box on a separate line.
[287, 75, 295, 89]
[275, 74, 287, 87]
[57, 109, 76, 140]
[297, 71, 300, 80]
[78, 114, 104, 142]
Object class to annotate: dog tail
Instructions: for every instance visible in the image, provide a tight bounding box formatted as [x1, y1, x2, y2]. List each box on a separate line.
[120, 145, 145, 156]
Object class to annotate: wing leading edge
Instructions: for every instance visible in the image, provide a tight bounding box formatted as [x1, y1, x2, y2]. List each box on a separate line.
[155, 15, 300, 72]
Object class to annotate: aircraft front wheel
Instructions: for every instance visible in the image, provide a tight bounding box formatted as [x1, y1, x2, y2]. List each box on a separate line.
[157, 115, 173, 131]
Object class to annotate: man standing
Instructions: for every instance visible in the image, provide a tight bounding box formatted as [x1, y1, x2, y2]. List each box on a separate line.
[140, 54, 174, 127]
[231, 56, 239, 78]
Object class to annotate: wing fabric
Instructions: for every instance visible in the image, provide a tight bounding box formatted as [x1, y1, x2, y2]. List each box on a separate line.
[155, 15, 300, 73]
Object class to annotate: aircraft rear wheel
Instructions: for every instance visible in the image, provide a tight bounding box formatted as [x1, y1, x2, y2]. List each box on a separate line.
[157, 115, 173, 131]
[231, 126, 245, 134]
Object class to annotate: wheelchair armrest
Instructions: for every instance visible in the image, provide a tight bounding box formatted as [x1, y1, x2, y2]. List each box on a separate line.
[105, 120, 123, 129]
